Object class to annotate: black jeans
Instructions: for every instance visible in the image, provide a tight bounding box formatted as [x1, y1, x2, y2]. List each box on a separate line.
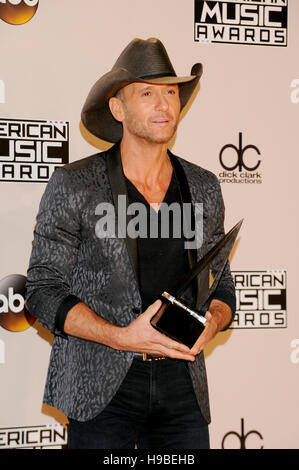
[68, 357, 209, 449]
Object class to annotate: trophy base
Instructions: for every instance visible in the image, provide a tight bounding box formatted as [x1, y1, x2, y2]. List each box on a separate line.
[150, 301, 206, 349]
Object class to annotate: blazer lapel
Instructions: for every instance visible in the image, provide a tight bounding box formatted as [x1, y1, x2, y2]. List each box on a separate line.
[106, 143, 140, 288]
[168, 150, 199, 303]
[168, 150, 197, 270]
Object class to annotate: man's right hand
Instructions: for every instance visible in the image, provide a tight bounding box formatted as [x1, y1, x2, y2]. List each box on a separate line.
[64, 299, 196, 361]
[113, 300, 196, 362]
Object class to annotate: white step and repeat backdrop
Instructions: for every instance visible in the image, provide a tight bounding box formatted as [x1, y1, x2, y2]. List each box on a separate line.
[0, 0, 298, 449]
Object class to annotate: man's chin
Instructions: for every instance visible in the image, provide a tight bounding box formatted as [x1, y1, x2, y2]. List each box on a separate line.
[147, 137, 172, 144]
[145, 129, 177, 144]
[125, 124, 177, 145]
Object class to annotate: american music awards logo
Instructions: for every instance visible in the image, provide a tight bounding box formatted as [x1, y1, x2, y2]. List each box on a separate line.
[218, 132, 262, 185]
[0, 118, 69, 182]
[230, 270, 287, 329]
[0, 424, 68, 448]
[194, 0, 288, 47]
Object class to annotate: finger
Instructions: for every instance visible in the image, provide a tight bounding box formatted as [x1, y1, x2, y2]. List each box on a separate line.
[205, 311, 212, 321]
[143, 299, 162, 317]
[151, 330, 194, 353]
[144, 300, 196, 354]
[190, 335, 205, 355]
[155, 345, 196, 362]
[190, 345, 203, 356]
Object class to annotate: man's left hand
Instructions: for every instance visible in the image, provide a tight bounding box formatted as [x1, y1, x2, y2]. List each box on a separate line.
[190, 299, 232, 356]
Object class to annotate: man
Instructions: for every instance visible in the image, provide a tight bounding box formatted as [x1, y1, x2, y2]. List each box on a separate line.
[25, 38, 236, 449]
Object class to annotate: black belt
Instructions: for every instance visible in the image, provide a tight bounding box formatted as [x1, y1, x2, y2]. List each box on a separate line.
[133, 352, 166, 361]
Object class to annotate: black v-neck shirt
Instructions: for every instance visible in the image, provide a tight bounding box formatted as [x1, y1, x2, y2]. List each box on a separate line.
[125, 172, 191, 312]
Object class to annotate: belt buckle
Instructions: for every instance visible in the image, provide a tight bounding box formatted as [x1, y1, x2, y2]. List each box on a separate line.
[142, 353, 166, 361]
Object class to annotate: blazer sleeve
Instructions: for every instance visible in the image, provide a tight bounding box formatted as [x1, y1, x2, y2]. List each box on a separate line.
[207, 175, 236, 330]
[25, 168, 82, 338]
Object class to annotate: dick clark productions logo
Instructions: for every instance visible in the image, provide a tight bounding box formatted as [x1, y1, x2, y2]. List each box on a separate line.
[0, 0, 39, 25]
[222, 418, 263, 449]
[218, 133, 262, 184]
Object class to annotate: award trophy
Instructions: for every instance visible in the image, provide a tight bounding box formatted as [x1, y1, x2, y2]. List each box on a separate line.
[150, 219, 243, 348]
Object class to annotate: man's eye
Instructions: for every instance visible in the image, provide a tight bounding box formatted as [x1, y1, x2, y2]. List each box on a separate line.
[142, 91, 151, 96]
[167, 89, 176, 95]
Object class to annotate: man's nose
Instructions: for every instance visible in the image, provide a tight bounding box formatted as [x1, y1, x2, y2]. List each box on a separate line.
[155, 91, 169, 111]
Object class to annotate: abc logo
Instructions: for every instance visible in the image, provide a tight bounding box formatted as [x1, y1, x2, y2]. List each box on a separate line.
[0, 274, 35, 332]
[0, 0, 39, 25]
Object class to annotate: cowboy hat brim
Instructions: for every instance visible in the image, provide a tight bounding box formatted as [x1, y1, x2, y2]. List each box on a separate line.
[81, 63, 203, 143]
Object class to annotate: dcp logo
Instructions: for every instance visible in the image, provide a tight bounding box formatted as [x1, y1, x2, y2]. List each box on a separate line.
[222, 418, 263, 449]
[0, 274, 35, 332]
[0, 0, 39, 25]
[219, 132, 261, 172]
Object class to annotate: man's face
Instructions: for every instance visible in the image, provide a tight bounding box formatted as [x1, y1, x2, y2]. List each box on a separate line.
[117, 82, 181, 144]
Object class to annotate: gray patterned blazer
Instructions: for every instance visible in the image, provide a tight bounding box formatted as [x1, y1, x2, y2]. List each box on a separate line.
[25, 143, 235, 424]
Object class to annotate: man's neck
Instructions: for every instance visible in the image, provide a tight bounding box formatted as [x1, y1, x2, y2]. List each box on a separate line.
[120, 135, 172, 187]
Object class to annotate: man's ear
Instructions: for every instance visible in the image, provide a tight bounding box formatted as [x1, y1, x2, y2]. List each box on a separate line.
[109, 97, 124, 122]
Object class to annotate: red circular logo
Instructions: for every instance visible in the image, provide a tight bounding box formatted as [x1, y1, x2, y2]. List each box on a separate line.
[0, 0, 39, 25]
[0, 274, 35, 332]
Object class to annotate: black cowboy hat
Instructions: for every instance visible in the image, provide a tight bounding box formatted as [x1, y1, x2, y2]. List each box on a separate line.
[81, 37, 203, 143]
